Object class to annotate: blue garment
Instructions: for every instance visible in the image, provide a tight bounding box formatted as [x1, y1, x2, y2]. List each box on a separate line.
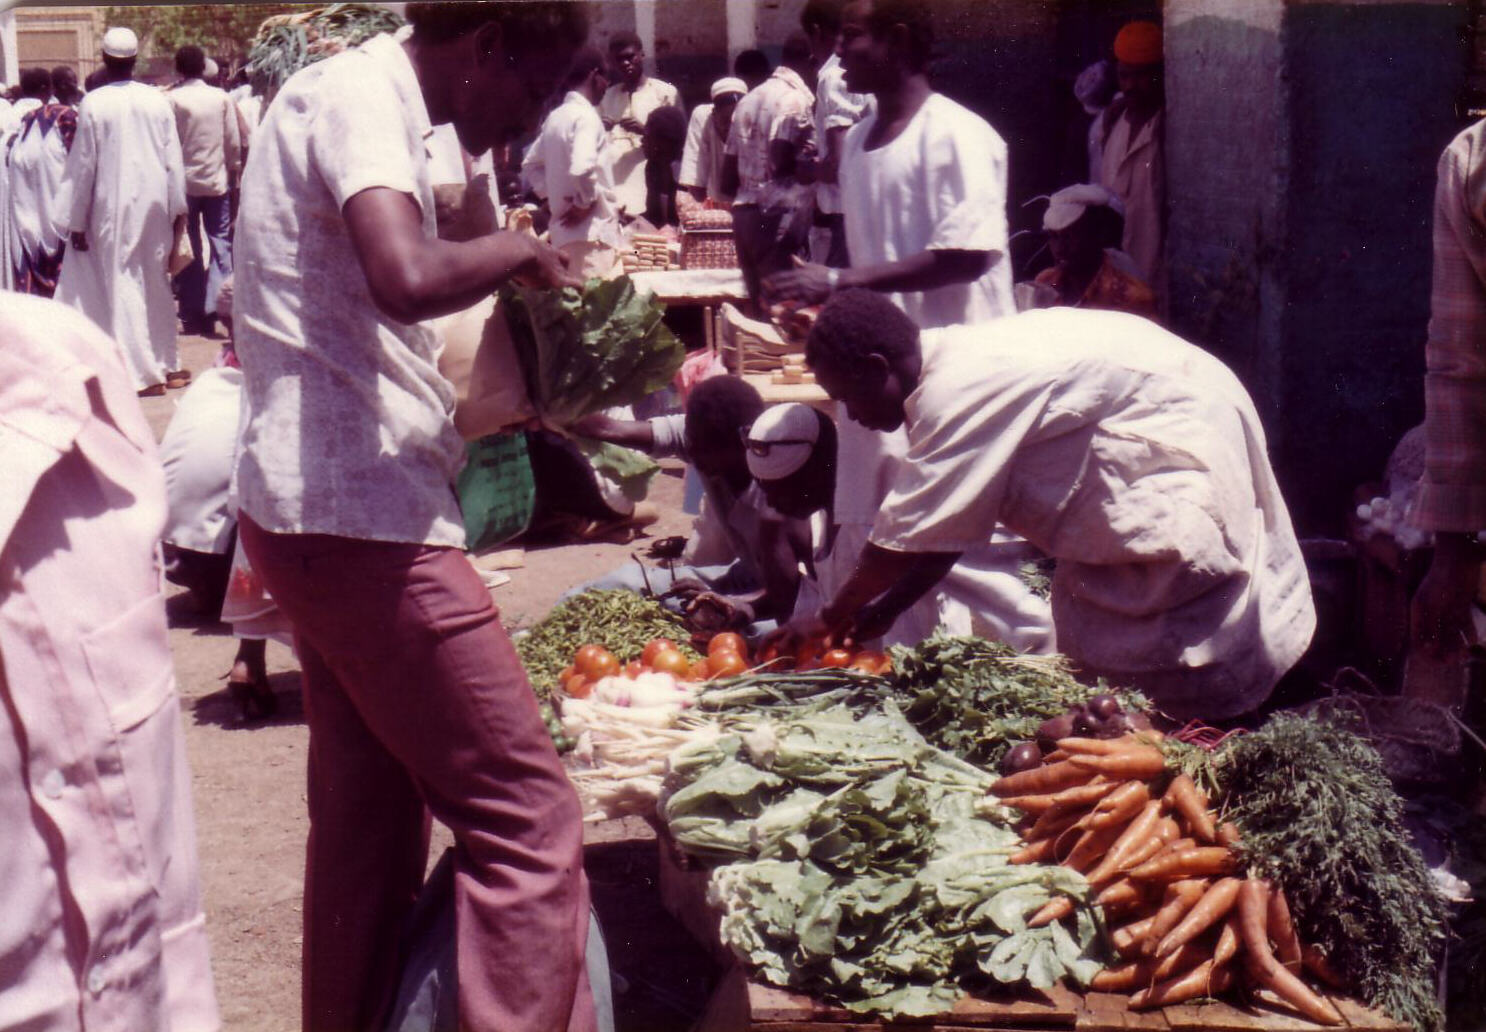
[179, 192, 233, 324]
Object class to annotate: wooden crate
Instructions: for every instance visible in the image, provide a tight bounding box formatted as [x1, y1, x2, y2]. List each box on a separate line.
[694, 976, 1409, 1032]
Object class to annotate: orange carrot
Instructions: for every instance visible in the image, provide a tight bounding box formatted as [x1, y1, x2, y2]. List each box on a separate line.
[1027, 804, 1085, 842]
[1216, 821, 1242, 847]
[990, 759, 1092, 798]
[1068, 747, 1167, 780]
[1154, 876, 1242, 957]
[1063, 820, 1126, 873]
[1085, 780, 1150, 830]
[1127, 846, 1236, 882]
[1028, 896, 1075, 928]
[1043, 748, 1070, 763]
[1142, 878, 1210, 956]
[1213, 914, 1241, 968]
[1129, 958, 1233, 1010]
[1093, 877, 1145, 911]
[1004, 779, 1117, 814]
[1115, 824, 1184, 876]
[1238, 878, 1343, 1026]
[1150, 939, 1209, 981]
[1010, 838, 1058, 865]
[1162, 773, 1217, 842]
[1268, 886, 1304, 973]
[1055, 736, 1135, 755]
[1085, 800, 1164, 885]
[1089, 959, 1152, 991]
[1112, 915, 1157, 958]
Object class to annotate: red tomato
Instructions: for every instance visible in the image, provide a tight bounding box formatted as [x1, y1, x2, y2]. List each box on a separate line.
[687, 659, 712, 682]
[820, 649, 852, 669]
[707, 651, 748, 678]
[559, 664, 578, 684]
[565, 674, 592, 699]
[576, 647, 619, 680]
[851, 651, 890, 675]
[641, 638, 678, 666]
[650, 649, 690, 677]
[574, 644, 606, 671]
[795, 639, 823, 671]
[708, 632, 747, 659]
[624, 660, 646, 679]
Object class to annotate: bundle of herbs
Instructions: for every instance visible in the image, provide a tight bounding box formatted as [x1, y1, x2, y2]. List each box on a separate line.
[661, 703, 1104, 1017]
[248, 4, 404, 97]
[1217, 714, 1448, 1032]
[887, 633, 1148, 770]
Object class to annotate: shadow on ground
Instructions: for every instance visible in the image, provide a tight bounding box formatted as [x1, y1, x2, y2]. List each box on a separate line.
[191, 670, 305, 729]
[585, 839, 723, 1032]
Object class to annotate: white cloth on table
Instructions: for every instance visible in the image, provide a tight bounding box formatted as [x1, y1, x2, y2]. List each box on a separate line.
[166, 77, 243, 198]
[725, 66, 814, 208]
[813, 53, 870, 216]
[233, 27, 466, 549]
[0, 294, 220, 1032]
[54, 80, 187, 392]
[872, 311, 1314, 719]
[598, 76, 680, 217]
[522, 90, 621, 251]
[160, 366, 244, 554]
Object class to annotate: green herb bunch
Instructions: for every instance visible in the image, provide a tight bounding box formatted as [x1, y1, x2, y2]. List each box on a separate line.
[1218, 714, 1448, 1032]
[887, 633, 1147, 769]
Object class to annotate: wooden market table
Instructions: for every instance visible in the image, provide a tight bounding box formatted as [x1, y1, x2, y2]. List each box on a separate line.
[654, 831, 1408, 1032]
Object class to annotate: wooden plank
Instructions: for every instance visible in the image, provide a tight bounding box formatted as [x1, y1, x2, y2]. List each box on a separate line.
[1076, 992, 1172, 1031]
[1331, 996, 1409, 1031]
[747, 981, 1075, 1028]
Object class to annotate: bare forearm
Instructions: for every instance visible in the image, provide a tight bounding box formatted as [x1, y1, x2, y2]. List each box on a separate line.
[840, 249, 992, 295]
[385, 232, 545, 322]
[820, 543, 956, 630]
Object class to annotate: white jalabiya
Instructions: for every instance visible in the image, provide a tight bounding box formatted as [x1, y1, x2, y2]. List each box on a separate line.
[6, 106, 72, 288]
[522, 91, 621, 251]
[55, 81, 186, 391]
[873, 311, 1315, 719]
[598, 77, 680, 217]
[827, 92, 1047, 651]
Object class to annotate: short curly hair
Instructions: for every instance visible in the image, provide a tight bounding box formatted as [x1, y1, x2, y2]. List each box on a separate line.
[685, 377, 765, 454]
[805, 289, 920, 375]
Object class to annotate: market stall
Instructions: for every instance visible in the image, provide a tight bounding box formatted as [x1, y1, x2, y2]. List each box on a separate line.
[514, 594, 1450, 1032]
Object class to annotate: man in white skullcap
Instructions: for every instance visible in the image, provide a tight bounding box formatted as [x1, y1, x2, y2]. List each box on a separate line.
[55, 27, 189, 396]
[679, 76, 745, 205]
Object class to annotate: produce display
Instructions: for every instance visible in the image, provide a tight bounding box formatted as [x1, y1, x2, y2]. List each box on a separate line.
[662, 702, 1105, 1018]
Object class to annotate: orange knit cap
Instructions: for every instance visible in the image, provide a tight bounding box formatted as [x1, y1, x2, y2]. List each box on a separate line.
[1113, 21, 1163, 66]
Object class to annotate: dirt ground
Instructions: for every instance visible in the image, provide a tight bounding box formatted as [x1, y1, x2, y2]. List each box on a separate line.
[145, 337, 719, 1032]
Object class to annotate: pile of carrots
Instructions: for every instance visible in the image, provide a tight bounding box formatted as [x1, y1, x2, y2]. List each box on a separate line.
[993, 734, 1346, 1025]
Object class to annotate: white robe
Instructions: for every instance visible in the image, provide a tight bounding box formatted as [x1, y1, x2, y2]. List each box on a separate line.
[6, 106, 71, 289]
[827, 93, 1052, 652]
[54, 81, 187, 391]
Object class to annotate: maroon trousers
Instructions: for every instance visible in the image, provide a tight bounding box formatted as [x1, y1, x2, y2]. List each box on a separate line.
[239, 515, 595, 1032]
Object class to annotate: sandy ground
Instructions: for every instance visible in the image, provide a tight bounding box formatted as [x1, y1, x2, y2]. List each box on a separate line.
[144, 336, 710, 1031]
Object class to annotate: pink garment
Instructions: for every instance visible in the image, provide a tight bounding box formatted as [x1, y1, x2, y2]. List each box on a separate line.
[237, 515, 596, 1032]
[0, 294, 220, 1031]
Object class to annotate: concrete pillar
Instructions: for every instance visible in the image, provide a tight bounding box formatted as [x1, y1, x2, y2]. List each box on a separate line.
[1, 10, 17, 87]
[726, 0, 757, 63]
[1164, 0, 1469, 533]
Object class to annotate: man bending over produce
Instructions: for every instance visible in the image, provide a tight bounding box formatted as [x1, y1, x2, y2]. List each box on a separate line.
[775, 290, 1315, 721]
[572, 377, 811, 627]
[231, 4, 594, 1031]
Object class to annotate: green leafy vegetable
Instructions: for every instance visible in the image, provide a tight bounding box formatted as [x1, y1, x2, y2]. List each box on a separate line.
[500, 276, 684, 427]
[574, 439, 661, 503]
[887, 633, 1148, 769]
[1217, 714, 1448, 1032]
[661, 701, 1103, 1016]
[248, 4, 404, 97]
